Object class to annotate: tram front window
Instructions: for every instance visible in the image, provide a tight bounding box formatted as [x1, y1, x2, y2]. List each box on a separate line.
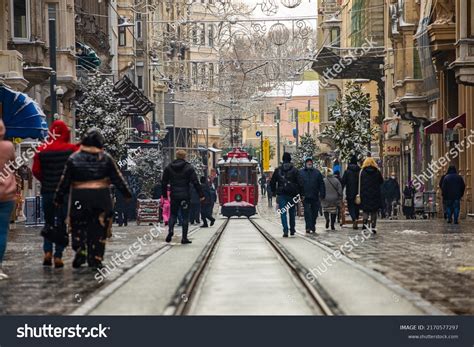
[227, 167, 248, 184]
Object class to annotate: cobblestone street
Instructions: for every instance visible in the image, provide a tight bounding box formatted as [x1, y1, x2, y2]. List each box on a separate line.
[258, 200, 474, 315]
[0, 221, 192, 315]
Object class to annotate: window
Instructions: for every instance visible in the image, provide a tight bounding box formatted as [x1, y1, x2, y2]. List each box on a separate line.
[329, 27, 340, 47]
[192, 62, 198, 84]
[208, 24, 214, 47]
[327, 91, 338, 121]
[137, 75, 143, 90]
[12, 0, 30, 39]
[200, 23, 206, 45]
[118, 18, 126, 46]
[192, 25, 198, 44]
[212, 114, 217, 126]
[200, 64, 206, 86]
[136, 13, 142, 40]
[209, 63, 214, 87]
[413, 47, 422, 79]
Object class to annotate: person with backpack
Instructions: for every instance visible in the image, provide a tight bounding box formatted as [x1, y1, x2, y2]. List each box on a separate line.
[298, 157, 325, 233]
[321, 168, 343, 230]
[270, 152, 302, 237]
[32, 120, 78, 268]
[161, 150, 204, 244]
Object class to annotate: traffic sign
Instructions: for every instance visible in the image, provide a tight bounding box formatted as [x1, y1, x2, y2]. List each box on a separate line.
[256, 131, 262, 137]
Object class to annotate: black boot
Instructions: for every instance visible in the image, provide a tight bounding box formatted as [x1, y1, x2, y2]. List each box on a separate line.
[362, 220, 368, 230]
[324, 212, 330, 229]
[181, 225, 191, 244]
[210, 218, 215, 226]
[72, 251, 86, 268]
[353, 221, 358, 230]
[165, 232, 173, 243]
[330, 214, 336, 230]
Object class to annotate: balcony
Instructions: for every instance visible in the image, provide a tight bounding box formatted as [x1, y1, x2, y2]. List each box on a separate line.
[0, 50, 28, 91]
[451, 38, 474, 86]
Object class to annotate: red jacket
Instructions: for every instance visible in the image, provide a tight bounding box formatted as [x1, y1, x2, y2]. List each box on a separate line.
[32, 120, 78, 184]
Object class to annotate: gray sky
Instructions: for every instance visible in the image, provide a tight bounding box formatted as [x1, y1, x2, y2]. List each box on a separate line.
[241, 0, 317, 19]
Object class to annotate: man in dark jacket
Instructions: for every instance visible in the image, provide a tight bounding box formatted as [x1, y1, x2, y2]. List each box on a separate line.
[161, 150, 203, 244]
[270, 152, 302, 237]
[299, 157, 325, 233]
[32, 120, 78, 268]
[259, 175, 267, 196]
[200, 176, 215, 227]
[382, 172, 401, 218]
[189, 183, 201, 225]
[341, 155, 361, 229]
[442, 165, 465, 224]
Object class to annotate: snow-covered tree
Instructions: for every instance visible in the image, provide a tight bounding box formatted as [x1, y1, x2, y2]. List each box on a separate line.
[293, 133, 320, 169]
[321, 82, 373, 161]
[189, 154, 206, 179]
[129, 147, 163, 197]
[75, 72, 128, 159]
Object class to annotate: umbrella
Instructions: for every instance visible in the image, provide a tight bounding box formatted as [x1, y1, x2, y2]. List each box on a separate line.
[0, 85, 48, 139]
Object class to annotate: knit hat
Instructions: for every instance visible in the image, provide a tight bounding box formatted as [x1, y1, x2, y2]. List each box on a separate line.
[349, 155, 358, 165]
[282, 152, 291, 163]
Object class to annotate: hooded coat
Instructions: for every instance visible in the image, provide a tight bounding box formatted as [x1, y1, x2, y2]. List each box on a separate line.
[299, 164, 325, 200]
[161, 159, 203, 201]
[32, 120, 78, 193]
[342, 157, 361, 200]
[360, 165, 384, 212]
[441, 166, 465, 201]
[321, 174, 343, 210]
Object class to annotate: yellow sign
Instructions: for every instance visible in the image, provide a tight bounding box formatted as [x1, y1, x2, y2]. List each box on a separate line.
[13, 138, 22, 144]
[298, 111, 320, 123]
[263, 138, 270, 171]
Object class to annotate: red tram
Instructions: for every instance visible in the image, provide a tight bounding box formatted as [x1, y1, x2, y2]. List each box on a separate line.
[217, 148, 259, 217]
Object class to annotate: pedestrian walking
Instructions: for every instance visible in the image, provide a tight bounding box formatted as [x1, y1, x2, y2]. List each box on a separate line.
[200, 177, 216, 227]
[402, 181, 416, 219]
[270, 152, 302, 237]
[259, 174, 267, 197]
[298, 157, 325, 233]
[32, 120, 78, 268]
[382, 172, 400, 219]
[266, 177, 273, 207]
[55, 128, 132, 269]
[189, 183, 201, 225]
[161, 150, 204, 244]
[359, 157, 384, 233]
[0, 120, 17, 280]
[161, 186, 171, 226]
[342, 155, 361, 229]
[321, 168, 343, 231]
[333, 169, 342, 223]
[441, 165, 465, 224]
[114, 189, 129, 227]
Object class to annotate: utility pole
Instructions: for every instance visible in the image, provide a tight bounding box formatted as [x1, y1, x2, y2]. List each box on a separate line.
[276, 106, 281, 164]
[260, 130, 264, 173]
[48, 18, 57, 125]
[295, 108, 299, 147]
[307, 100, 311, 134]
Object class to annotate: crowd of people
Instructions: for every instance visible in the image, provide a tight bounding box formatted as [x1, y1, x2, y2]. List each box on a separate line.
[268, 152, 466, 237]
[0, 120, 217, 279]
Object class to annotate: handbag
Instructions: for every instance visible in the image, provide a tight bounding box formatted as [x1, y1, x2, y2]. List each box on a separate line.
[355, 169, 362, 205]
[404, 198, 413, 207]
[40, 213, 69, 247]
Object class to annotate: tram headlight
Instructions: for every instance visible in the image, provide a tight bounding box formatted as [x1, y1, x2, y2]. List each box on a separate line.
[235, 194, 242, 202]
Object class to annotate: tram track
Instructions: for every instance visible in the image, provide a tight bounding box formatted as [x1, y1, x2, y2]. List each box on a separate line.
[164, 217, 342, 315]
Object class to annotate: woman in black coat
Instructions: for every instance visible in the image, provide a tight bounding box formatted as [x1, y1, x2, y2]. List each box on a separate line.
[359, 157, 383, 232]
[402, 181, 416, 219]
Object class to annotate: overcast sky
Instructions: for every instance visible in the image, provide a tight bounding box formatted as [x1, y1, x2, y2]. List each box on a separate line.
[241, 0, 317, 20]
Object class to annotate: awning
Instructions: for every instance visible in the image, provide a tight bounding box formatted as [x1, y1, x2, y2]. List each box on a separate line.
[424, 118, 444, 134]
[445, 113, 466, 129]
[76, 42, 101, 70]
[115, 76, 154, 117]
[208, 147, 222, 153]
[0, 85, 48, 139]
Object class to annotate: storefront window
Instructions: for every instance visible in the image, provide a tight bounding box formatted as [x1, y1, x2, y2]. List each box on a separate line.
[12, 0, 29, 39]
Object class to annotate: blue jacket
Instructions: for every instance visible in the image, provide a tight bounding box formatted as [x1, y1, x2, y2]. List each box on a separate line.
[441, 167, 465, 201]
[299, 167, 325, 201]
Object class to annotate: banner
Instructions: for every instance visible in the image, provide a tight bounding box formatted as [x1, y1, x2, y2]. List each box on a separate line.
[263, 138, 270, 171]
[384, 140, 401, 156]
[298, 111, 320, 123]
